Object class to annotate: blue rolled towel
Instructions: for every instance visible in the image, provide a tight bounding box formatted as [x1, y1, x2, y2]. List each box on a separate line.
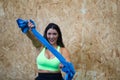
[16, 18, 75, 80]
[62, 62, 75, 80]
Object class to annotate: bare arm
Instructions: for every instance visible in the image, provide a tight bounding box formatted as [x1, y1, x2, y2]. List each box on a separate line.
[26, 21, 43, 49]
[59, 47, 71, 72]
[61, 47, 71, 62]
[26, 30, 42, 48]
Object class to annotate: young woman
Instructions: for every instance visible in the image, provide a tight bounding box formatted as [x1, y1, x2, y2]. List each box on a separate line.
[27, 22, 71, 80]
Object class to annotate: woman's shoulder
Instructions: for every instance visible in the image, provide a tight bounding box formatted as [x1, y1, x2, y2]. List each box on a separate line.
[60, 47, 68, 51]
[60, 47, 67, 51]
[36, 46, 44, 55]
[60, 47, 70, 54]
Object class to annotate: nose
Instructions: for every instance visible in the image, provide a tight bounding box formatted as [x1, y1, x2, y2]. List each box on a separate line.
[49, 34, 54, 38]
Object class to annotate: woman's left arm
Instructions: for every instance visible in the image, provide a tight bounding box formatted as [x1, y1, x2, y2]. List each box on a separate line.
[61, 48, 71, 62]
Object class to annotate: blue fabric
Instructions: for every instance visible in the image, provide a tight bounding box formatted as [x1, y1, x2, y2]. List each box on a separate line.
[16, 18, 75, 80]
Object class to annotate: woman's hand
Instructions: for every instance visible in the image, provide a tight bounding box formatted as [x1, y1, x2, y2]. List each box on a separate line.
[59, 63, 64, 68]
[28, 21, 34, 30]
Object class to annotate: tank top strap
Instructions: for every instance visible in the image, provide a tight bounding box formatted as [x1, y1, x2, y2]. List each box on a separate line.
[57, 46, 60, 51]
[39, 47, 45, 55]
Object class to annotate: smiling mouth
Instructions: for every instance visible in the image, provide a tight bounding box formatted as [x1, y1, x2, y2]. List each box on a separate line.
[49, 39, 55, 42]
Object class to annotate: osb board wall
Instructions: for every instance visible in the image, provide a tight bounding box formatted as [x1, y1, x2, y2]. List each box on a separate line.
[0, 0, 120, 80]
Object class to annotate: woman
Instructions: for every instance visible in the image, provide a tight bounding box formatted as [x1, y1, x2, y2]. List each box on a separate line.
[27, 22, 71, 80]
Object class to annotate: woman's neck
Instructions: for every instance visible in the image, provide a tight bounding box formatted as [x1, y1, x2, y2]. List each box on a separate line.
[52, 44, 58, 48]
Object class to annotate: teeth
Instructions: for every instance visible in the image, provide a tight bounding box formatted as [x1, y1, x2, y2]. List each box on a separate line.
[50, 40, 54, 42]
[50, 39, 54, 41]
[49, 39, 54, 42]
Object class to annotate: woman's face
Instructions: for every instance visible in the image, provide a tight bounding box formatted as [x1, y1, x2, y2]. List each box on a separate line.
[47, 28, 58, 46]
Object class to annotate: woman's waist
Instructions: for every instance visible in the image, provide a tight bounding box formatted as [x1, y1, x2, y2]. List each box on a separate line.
[38, 69, 61, 73]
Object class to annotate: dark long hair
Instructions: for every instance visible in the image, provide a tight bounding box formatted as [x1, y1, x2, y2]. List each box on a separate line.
[43, 23, 65, 47]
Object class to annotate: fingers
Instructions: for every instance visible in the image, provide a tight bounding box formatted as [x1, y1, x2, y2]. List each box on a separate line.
[28, 21, 34, 30]
[59, 63, 64, 68]
[28, 21, 34, 28]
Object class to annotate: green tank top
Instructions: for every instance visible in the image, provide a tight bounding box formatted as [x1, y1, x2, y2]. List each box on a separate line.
[36, 46, 61, 71]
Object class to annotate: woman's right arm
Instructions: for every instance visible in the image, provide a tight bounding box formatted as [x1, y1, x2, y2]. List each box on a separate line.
[26, 30, 42, 48]
[26, 21, 42, 48]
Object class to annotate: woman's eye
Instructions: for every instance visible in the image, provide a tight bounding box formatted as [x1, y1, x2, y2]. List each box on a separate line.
[53, 33, 57, 35]
[48, 33, 51, 35]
